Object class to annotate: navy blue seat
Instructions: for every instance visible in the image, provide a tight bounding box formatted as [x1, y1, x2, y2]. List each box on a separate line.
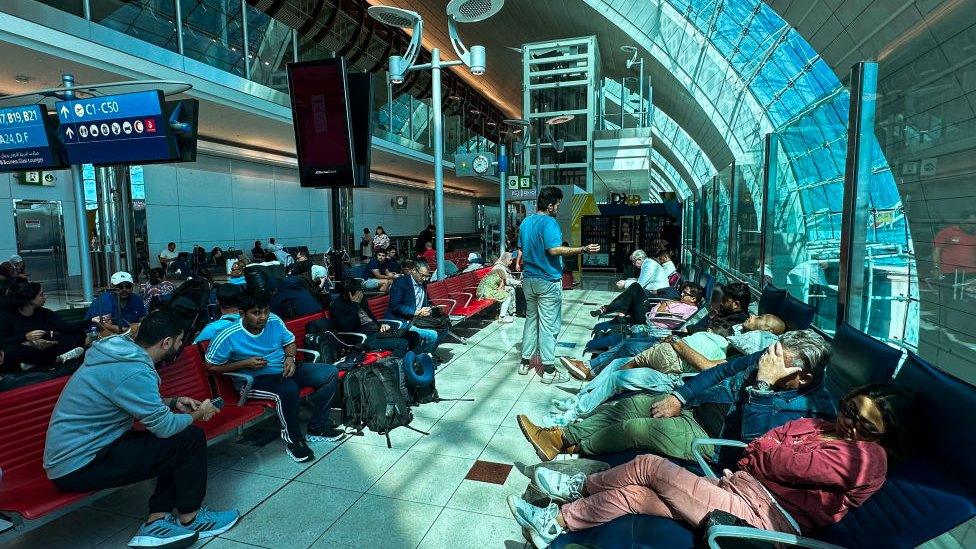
[819, 352, 976, 547]
[552, 513, 696, 549]
[825, 322, 902, 398]
[757, 284, 787, 316]
[779, 293, 816, 330]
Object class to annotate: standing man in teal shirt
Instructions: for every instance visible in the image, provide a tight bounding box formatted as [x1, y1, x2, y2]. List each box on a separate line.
[518, 187, 600, 382]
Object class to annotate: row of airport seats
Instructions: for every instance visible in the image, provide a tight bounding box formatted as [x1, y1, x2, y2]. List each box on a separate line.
[344, 250, 475, 281]
[0, 266, 499, 536]
[554, 282, 976, 548]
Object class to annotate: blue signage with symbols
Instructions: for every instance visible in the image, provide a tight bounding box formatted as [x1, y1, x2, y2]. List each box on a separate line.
[56, 90, 174, 165]
[0, 104, 65, 172]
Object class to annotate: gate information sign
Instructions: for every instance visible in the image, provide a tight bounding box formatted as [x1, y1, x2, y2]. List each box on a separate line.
[56, 90, 174, 165]
[0, 104, 65, 172]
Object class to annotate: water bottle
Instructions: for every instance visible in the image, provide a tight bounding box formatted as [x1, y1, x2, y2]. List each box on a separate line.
[86, 324, 98, 346]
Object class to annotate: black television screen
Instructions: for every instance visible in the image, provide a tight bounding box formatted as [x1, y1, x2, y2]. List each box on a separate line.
[287, 58, 361, 188]
[346, 72, 373, 188]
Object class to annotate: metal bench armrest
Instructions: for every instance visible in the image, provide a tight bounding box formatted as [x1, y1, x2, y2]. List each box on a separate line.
[223, 372, 254, 407]
[381, 320, 404, 329]
[449, 292, 474, 308]
[430, 298, 457, 315]
[706, 525, 844, 549]
[296, 348, 320, 362]
[692, 438, 747, 480]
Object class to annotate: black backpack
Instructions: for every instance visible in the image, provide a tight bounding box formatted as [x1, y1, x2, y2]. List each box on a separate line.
[342, 359, 428, 447]
[162, 277, 212, 336]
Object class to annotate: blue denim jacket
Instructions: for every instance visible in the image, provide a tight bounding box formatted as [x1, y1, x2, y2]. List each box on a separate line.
[674, 350, 837, 442]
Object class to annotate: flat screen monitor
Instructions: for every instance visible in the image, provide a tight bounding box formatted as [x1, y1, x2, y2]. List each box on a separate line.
[346, 72, 373, 188]
[0, 104, 68, 172]
[287, 58, 362, 188]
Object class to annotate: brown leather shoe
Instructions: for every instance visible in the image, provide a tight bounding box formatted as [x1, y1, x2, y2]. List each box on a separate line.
[517, 415, 564, 462]
[559, 357, 593, 381]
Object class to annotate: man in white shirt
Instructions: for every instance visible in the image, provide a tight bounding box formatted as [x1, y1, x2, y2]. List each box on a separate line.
[591, 245, 680, 321]
[158, 242, 179, 269]
[616, 249, 670, 293]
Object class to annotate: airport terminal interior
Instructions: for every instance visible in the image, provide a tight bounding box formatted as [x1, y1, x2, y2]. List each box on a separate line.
[0, 0, 974, 548]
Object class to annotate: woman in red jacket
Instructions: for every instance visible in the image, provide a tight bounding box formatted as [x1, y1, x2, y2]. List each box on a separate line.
[508, 383, 912, 548]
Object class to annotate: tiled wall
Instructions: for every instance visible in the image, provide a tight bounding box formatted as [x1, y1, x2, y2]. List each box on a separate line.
[351, 181, 479, 239]
[142, 154, 332, 265]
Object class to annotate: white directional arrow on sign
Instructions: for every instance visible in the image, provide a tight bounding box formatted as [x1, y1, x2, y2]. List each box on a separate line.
[65, 127, 74, 139]
[59, 105, 69, 118]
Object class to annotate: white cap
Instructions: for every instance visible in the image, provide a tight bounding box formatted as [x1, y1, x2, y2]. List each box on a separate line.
[110, 271, 134, 285]
[10, 254, 23, 263]
[468, 252, 480, 262]
[311, 265, 328, 281]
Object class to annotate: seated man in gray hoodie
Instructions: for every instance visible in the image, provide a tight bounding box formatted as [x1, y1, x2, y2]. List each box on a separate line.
[43, 310, 240, 549]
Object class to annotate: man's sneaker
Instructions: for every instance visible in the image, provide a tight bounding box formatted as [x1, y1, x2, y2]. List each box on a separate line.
[285, 439, 315, 462]
[127, 518, 198, 548]
[174, 508, 240, 538]
[533, 467, 586, 504]
[497, 315, 515, 324]
[518, 359, 531, 376]
[559, 357, 593, 381]
[589, 307, 605, 318]
[56, 346, 85, 363]
[540, 369, 570, 385]
[306, 425, 347, 443]
[507, 496, 564, 548]
[539, 409, 577, 428]
[550, 396, 578, 412]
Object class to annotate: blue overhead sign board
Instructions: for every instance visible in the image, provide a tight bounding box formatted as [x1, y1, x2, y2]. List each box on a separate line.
[56, 90, 175, 165]
[0, 104, 65, 172]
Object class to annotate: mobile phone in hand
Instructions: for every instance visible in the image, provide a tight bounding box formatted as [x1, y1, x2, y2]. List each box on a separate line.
[211, 397, 224, 410]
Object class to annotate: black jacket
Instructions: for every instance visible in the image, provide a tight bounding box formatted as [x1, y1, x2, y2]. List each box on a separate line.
[329, 295, 380, 334]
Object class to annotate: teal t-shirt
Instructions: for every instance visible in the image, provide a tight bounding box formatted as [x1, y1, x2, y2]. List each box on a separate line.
[518, 213, 563, 282]
[680, 331, 729, 369]
[204, 314, 295, 376]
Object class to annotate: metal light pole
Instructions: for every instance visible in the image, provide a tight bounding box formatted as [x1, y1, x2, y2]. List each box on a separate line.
[368, 1, 503, 280]
[63, 74, 95, 302]
[498, 142, 506, 253]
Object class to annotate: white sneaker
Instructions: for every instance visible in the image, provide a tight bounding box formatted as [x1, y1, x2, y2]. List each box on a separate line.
[550, 396, 578, 412]
[533, 467, 587, 504]
[518, 360, 531, 375]
[540, 369, 571, 385]
[57, 347, 85, 363]
[507, 496, 564, 548]
[539, 409, 577, 428]
[497, 316, 514, 324]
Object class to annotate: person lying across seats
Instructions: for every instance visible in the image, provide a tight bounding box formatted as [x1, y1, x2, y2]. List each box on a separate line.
[364, 249, 397, 293]
[509, 383, 913, 548]
[575, 280, 754, 368]
[204, 290, 343, 463]
[588, 247, 677, 325]
[0, 281, 87, 372]
[540, 314, 787, 428]
[194, 283, 242, 343]
[85, 271, 148, 335]
[44, 310, 239, 549]
[330, 278, 417, 358]
[584, 282, 705, 354]
[517, 330, 836, 463]
[385, 259, 445, 355]
[685, 281, 752, 334]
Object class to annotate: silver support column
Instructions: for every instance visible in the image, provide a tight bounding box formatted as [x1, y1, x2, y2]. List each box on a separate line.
[241, 0, 251, 80]
[837, 61, 878, 329]
[758, 132, 779, 286]
[174, 0, 185, 55]
[63, 74, 94, 301]
[498, 143, 506, 251]
[431, 48, 445, 279]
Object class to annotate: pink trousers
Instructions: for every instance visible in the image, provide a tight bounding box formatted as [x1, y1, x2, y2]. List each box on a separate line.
[560, 454, 791, 533]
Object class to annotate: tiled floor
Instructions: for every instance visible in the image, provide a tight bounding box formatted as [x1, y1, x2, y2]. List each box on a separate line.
[6, 283, 618, 549]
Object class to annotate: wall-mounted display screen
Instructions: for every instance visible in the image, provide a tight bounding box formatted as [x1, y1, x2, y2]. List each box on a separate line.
[0, 104, 67, 172]
[56, 90, 175, 165]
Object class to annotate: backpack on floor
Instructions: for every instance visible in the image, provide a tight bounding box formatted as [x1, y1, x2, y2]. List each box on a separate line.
[342, 359, 427, 447]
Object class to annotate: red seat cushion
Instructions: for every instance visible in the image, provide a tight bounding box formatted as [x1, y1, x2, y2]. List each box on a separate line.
[368, 295, 389, 319]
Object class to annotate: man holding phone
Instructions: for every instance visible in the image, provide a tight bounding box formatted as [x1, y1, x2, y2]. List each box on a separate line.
[44, 310, 240, 548]
[204, 290, 342, 463]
